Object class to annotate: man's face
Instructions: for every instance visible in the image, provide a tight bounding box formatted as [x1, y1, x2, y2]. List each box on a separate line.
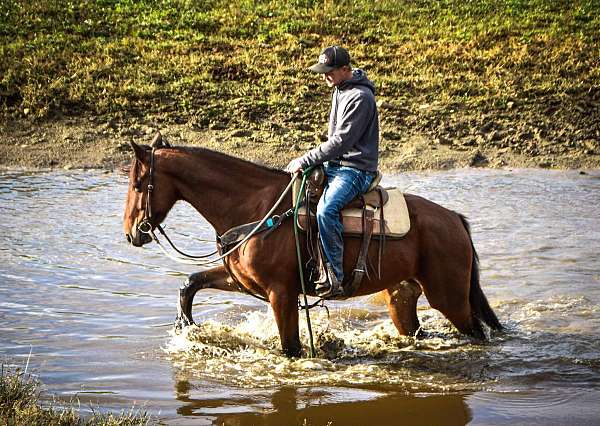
[323, 67, 349, 88]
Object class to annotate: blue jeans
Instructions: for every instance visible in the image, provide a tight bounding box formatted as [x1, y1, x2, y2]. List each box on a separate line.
[316, 163, 374, 282]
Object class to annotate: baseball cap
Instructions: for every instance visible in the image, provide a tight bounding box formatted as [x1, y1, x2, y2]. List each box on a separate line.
[308, 46, 351, 73]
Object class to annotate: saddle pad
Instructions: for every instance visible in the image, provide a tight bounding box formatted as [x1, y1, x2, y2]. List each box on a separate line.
[297, 188, 411, 238]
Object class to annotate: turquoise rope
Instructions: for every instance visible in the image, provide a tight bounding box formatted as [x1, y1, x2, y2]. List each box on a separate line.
[293, 167, 316, 358]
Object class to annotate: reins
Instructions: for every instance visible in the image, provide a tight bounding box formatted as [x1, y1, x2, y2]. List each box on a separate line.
[137, 147, 296, 267]
[154, 225, 218, 259]
[293, 167, 318, 357]
[135, 146, 321, 357]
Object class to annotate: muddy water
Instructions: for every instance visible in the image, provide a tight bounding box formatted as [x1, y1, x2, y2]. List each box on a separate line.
[0, 169, 598, 425]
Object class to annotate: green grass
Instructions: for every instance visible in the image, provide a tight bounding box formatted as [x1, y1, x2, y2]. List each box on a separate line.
[1, 365, 150, 425]
[1, 0, 598, 132]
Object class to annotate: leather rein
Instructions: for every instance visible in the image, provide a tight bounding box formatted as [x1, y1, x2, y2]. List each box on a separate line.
[136, 147, 218, 262]
[136, 146, 295, 267]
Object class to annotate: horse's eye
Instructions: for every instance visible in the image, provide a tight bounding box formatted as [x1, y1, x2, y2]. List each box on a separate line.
[133, 181, 142, 193]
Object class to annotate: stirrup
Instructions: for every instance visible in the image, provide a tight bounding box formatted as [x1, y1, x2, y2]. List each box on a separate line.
[316, 282, 344, 298]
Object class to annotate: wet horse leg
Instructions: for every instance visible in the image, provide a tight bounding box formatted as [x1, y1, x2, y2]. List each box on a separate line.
[269, 290, 302, 358]
[383, 279, 422, 336]
[175, 265, 237, 331]
[419, 260, 482, 338]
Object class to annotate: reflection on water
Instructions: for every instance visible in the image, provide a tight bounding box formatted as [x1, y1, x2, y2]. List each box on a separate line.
[173, 384, 472, 426]
[0, 168, 599, 424]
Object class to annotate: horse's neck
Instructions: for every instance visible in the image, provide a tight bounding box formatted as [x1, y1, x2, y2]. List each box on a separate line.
[163, 149, 288, 235]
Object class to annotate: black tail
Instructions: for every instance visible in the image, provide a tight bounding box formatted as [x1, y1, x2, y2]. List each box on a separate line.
[458, 214, 503, 333]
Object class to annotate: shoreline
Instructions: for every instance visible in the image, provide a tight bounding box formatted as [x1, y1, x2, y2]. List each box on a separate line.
[2, 1, 598, 173]
[1, 116, 598, 173]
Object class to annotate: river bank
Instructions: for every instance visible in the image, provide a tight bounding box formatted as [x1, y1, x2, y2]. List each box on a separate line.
[1, 111, 598, 172]
[0, 367, 150, 425]
[1, 1, 598, 171]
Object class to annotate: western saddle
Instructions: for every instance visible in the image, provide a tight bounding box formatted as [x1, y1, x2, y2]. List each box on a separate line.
[292, 167, 389, 299]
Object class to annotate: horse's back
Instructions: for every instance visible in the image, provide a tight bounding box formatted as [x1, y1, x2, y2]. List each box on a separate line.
[403, 193, 472, 255]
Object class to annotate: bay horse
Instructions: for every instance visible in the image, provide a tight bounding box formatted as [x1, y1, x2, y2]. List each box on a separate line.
[123, 136, 502, 357]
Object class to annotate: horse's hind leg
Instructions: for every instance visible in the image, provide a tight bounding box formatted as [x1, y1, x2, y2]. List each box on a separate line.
[175, 265, 236, 331]
[419, 266, 484, 339]
[383, 280, 422, 336]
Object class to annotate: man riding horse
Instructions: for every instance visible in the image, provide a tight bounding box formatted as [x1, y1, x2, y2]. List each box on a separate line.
[123, 46, 502, 358]
[286, 46, 380, 298]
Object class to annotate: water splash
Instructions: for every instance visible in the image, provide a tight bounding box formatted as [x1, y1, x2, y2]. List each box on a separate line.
[499, 294, 600, 334]
[164, 308, 494, 392]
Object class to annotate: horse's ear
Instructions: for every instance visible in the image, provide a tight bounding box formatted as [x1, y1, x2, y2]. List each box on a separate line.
[150, 131, 162, 148]
[130, 141, 147, 162]
[149, 131, 172, 148]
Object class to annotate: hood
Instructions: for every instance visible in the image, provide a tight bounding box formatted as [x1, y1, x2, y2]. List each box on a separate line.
[338, 69, 376, 94]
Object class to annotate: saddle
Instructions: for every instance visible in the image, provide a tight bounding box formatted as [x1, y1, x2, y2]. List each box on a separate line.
[292, 167, 411, 299]
[292, 168, 410, 237]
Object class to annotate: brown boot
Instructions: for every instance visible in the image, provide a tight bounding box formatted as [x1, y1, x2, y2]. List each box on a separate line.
[315, 263, 344, 298]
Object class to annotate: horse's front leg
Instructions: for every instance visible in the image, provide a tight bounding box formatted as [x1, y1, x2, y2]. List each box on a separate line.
[269, 289, 302, 358]
[175, 265, 236, 332]
[383, 279, 423, 337]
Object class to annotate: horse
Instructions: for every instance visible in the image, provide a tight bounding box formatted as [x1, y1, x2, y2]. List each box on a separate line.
[123, 135, 502, 357]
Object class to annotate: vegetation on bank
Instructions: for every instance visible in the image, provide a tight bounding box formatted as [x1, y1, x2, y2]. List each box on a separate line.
[0, 0, 598, 168]
[1, 365, 150, 425]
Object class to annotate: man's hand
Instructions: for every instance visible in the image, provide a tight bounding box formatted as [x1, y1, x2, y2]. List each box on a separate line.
[285, 158, 303, 174]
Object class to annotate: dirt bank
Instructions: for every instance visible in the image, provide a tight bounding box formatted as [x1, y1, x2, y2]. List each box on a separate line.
[2, 1, 598, 172]
[1, 112, 598, 172]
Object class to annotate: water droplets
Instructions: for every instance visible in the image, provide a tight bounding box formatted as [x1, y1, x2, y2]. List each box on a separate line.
[164, 309, 490, 392]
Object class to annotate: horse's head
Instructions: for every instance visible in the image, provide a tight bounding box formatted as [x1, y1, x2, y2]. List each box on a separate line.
[123, 132, 177, 247]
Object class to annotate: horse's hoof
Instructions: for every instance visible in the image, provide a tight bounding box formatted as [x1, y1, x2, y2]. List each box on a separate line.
[174, 316, 193, 334]
[414, 326, 427, 340]
[281, 345, 303, 358]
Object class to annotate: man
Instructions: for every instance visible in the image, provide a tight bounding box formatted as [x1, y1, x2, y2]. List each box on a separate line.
[286, 45, 379, 298]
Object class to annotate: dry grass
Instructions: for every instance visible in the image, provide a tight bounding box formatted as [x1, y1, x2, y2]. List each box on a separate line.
[1, 1, 598, 171]
[1, 364, 151, 425]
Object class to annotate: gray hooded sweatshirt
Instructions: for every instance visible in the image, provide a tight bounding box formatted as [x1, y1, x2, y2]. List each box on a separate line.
[298, 69, 379, 172]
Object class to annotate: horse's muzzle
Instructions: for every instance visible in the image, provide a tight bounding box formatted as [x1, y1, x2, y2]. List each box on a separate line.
[126, 229, 152, 247]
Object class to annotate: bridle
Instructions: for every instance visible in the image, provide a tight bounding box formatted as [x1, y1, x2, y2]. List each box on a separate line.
[135, 146, 218, 261]
[133, 131, 169, 237]
[132, 144, 296, 266]
[136, 146, 157, 236]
